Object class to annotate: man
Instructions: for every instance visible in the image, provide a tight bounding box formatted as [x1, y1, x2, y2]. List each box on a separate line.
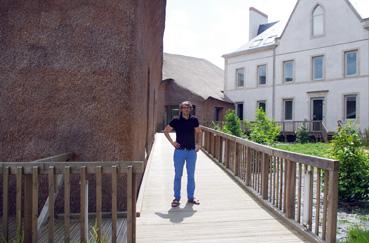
[164, 101, 202, 207]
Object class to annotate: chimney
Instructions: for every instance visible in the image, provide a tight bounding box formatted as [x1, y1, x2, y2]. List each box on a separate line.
[249, 7, 268, 40]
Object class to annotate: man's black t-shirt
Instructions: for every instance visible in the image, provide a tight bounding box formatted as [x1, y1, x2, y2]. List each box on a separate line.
[169, 115, 199, 150]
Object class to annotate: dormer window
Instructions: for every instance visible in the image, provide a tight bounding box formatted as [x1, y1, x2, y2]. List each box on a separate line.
[312, 5, 325, 36]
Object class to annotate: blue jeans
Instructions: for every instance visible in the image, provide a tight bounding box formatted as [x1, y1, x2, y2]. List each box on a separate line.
[173, 149, 197, 201]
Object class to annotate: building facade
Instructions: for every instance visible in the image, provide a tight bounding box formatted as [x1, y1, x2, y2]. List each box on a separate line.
[223, 0, 369, 133]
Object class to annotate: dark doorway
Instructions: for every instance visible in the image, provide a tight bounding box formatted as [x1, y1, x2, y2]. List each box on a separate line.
[215, 107, 223, 121]
[236, 103, 243, 120]
[311, 98, 323, 131]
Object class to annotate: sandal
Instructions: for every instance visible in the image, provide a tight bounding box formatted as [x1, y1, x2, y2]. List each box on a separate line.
[187, 198, 200, 205]
[171, 199, 180, 207]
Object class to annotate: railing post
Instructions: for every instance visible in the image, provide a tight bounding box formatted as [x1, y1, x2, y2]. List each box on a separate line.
[285, 160, 296, 219]
[80, 166, 88, 243]
[261, 153, 269, 199]
[246, 147, 251, 186]
[2, 167, 9, 241]
[326, 168, 338, 243]
[225, 139, 229, 168]
[127, 165, 137, 243]
[24, 174, 33, 243]
[234, 141, 238, 176]
[32, 166, 39, 243]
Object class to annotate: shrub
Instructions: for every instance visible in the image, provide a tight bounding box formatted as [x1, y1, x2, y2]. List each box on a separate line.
[330, 122, 369, 201]
[241, 120, 254, 137]
[359, 128, 369, 147]
[249, 108, 280, 145]
[341, 225, 369, 243]
[296, 124, 310, 144]
[210, 121, 222, 131]
[222, 110, 243, 137]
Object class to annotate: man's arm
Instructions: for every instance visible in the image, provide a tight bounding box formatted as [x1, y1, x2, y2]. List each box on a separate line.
[195, 127, 202, 152]
[164, 125, 180, 149]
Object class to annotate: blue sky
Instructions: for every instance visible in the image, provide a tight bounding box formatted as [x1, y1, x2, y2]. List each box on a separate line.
[164, 0, 369, 68]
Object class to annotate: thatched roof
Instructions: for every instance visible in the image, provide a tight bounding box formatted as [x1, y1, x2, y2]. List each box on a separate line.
[163, 53, 231, 102]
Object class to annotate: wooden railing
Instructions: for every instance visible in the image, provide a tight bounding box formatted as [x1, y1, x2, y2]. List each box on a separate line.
[0, 153, 143, 243]
[201, 126, 339, 243]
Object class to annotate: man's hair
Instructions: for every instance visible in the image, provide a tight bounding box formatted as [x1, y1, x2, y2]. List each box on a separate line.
[179, 101, 193, 110]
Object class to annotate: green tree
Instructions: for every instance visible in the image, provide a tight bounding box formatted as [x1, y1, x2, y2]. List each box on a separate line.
[330, 122, 369, 201]
[296, 123, 310, 144]
[222, 110, 243, 137]
[249, 108, 280, 145]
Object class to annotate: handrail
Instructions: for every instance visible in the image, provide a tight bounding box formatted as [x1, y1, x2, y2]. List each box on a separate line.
[321, 121, 329, 142]
[200, 125, 339, 243]
[1, 154, 143, 243]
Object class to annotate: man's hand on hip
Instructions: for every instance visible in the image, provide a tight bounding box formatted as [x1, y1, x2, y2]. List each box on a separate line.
[195, 144, 201, 152]
[172, 142, 181, 149]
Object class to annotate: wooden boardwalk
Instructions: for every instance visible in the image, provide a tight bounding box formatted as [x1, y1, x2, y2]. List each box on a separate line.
[136, 133, 308, 243]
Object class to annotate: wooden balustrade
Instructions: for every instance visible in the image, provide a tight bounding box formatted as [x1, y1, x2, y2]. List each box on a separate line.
[0, 153, 143, 243]
[200, 126, 339, 243]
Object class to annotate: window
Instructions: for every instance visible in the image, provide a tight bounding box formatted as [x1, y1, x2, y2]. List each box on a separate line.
[312, 55, 324, 80]
[283, 60, 294, 82]
[257, 65, 267, 85]
[257, 100, 266, 113]
[345, 50, 358, 76]
[235, 68, 244, 87]
[236, 103, 244, 120]
[283, 99, 293, 120]
[312, 5, 324, 36]
[345, 95, 357, 119]
[214, 107, 223, 121]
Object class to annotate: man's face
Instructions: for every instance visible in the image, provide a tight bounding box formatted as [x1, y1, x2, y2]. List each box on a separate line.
[181, 105, 191, 116]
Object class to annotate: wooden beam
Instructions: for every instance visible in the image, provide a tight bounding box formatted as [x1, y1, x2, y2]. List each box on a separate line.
[32, 166, 39, 243]
[80, 166, 87, 243]
[16, 167, 22, 237]
[48, 166, 55, 243]
[112, 166, 118, 243]
[326, 169, 338, 243]
[96, 166, 103, 242]
[64, 167, 71, 243]
[261, 153, 269, 200]
[2, 167, 9, 241]
[24, 174, 33, 243]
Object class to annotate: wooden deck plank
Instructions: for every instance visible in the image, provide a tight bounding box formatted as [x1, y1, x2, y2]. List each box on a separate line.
[137, 133, 308, 243]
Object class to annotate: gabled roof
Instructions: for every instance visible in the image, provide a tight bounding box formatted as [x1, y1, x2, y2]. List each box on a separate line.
[224, 0, 369, 57]
[163, 53, 231, 102]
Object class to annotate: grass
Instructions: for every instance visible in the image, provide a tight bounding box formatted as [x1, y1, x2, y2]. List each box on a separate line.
[273, 142, 332, 158]
[340, 226, 369, 243]
[359, 215, 369, 222]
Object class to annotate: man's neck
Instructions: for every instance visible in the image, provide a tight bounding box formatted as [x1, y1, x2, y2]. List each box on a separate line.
[182, 113, 190, 119]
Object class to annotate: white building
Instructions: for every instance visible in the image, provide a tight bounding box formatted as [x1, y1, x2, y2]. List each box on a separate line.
[223, 0, 369, 135]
